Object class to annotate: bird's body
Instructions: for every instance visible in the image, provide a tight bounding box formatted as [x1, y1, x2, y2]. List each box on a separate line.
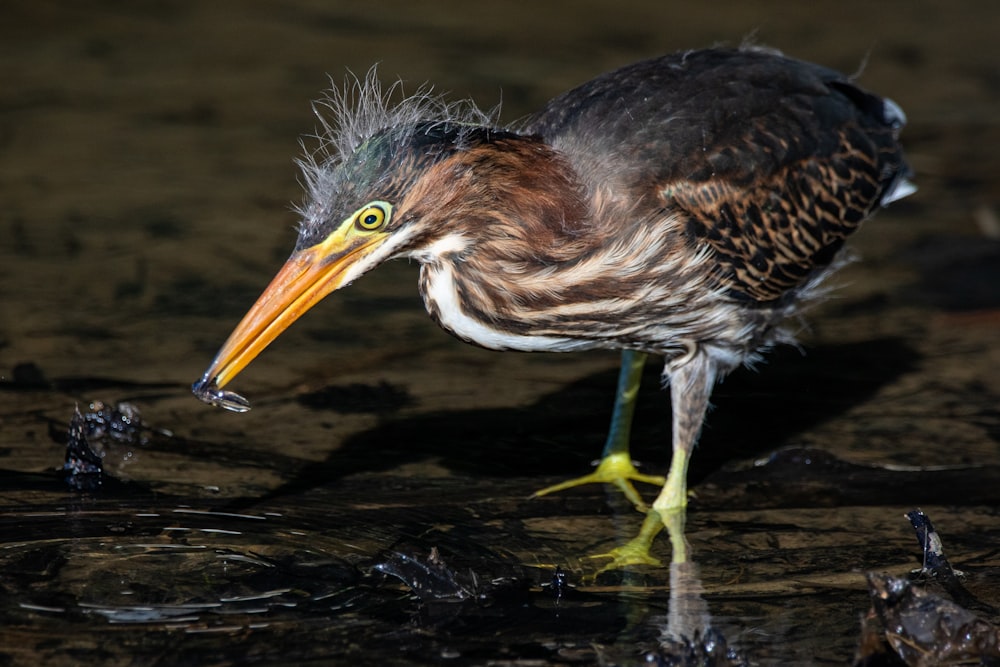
[414, 49, 908, 361]
[193, 47, 912, 555]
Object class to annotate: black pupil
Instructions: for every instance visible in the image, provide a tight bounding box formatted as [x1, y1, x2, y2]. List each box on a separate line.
[364, 213, 379, 226]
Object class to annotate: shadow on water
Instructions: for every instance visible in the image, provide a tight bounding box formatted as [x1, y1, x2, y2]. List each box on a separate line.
[14, 334, 999, 665]
[3, 1, 1000, 664]
[230, 338, 919, 503]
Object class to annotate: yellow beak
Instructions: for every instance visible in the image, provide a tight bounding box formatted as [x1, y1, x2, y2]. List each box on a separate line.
[192, 231, 387, 411]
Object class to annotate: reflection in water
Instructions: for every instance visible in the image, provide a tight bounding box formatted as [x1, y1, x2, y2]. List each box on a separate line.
[1, 500, 729, 663]
[5, 434, 1000, 664]
[3, 507, 366, 632]
[4, 339, 1000, 663]
[646, 511, 748, 665]
[367, 509, 750, 664]
[2, 1, 1000, 664]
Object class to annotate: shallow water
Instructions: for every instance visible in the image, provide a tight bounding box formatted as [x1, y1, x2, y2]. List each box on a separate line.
[2, 2, 999, 665]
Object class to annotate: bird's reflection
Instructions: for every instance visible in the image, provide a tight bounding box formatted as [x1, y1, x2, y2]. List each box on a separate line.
[369, 507, 747, 664]
[631, 510, 747, 665]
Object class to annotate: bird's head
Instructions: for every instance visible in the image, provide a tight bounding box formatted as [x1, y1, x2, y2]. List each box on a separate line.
[191, 71, 584, 412]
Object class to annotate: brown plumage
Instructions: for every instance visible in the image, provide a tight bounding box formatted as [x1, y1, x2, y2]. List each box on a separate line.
[193, 46, 913, 546]
[520, 47, 909, 305]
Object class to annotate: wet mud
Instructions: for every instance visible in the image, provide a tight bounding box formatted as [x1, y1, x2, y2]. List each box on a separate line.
[2, 2, 999, 665]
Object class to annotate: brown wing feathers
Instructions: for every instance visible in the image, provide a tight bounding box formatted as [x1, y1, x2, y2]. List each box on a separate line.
[662, 73, 906, 303]
[526, 49, 909, 305]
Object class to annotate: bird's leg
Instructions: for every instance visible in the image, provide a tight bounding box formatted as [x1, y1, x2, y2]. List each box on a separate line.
[533, 350, 666, 510]
[651, 351, 715, 514]
[589, 353, 714, 571]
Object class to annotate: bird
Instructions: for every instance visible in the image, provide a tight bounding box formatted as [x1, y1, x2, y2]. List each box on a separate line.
[192, 46, 913, 552]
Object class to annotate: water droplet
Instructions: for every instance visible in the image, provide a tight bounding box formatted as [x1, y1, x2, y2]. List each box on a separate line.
[191, 377, 252, 413]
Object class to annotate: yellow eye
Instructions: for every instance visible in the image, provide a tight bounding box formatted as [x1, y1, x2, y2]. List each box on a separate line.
[353, 202, 391, 231]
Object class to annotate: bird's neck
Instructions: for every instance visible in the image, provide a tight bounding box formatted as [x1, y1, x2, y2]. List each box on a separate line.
[408, 136, 717, 353]
[403, 134, 607, 309]
[409, 136, 625, 346]
[471, 136, 593, 250]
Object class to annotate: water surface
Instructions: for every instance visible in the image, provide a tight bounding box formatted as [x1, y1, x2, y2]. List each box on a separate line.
[2, 2, 999, 665]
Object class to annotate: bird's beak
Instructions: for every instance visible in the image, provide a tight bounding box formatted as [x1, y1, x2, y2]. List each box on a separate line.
[192, 229, 388, 412]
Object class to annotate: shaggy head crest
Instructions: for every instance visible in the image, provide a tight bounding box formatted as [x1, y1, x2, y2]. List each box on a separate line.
[292, 68, 503, 247]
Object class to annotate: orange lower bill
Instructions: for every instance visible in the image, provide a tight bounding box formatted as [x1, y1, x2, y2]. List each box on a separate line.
[192, 238, 380, 412]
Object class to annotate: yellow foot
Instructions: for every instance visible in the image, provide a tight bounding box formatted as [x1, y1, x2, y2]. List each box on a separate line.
[588, 510, 668, 573]
[532, 452, 666, 510]
[588, 508, 690, 575]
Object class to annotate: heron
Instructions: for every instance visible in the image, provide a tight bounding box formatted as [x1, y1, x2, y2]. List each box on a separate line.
[192, 47, 913, 558]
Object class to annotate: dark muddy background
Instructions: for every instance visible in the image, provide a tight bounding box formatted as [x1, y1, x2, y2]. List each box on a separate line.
[1, 2, 998, 665]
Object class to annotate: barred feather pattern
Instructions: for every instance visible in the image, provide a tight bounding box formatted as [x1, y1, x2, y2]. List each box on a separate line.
[403, 144, 809, 368]
[289, 47, 911, 375]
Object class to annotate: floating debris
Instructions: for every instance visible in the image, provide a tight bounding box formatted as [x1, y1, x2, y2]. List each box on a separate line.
[856, 510, 1000, 665]
[906, 509, 996, 616]
[862, 574, 1000, 666]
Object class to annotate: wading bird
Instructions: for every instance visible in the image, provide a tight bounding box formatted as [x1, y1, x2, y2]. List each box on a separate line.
[193, 47, 913, 557]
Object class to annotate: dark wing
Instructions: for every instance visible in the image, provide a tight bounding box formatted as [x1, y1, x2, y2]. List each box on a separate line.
[524, 47, 913, 303]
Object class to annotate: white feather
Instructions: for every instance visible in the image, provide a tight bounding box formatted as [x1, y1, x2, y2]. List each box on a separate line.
[421, 262, 597, 352]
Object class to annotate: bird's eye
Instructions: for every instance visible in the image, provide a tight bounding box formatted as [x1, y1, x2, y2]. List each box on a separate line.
[354, 202, 391, 231]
